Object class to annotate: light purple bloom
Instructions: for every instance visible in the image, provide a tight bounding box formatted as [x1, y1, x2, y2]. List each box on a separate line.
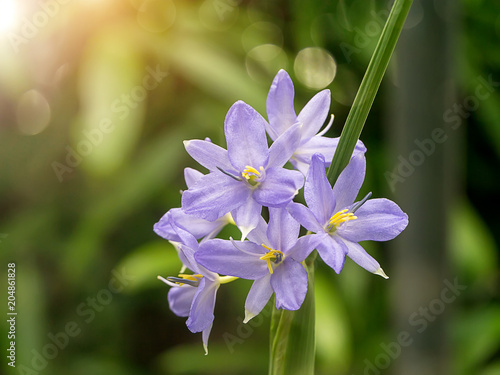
[158, 225, 222, 354]
[154, 168, 232, 242]
[266, 69, 366, 174]
[182, 100, 304, 239]
[287, 153, 408, 277]
[195, 208, 321, 322]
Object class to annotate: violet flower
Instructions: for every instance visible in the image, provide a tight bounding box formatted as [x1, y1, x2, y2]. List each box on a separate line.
[266, 69, 366, 174]
[287, 153, 408, 277]
[195, 208, 320, 322]
[154, 168, 233, 242]
[182, 100, 304, 239]
[157, 225, 236, 354]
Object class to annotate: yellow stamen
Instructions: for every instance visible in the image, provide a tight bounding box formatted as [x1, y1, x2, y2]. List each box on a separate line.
[176, 273, 203, 285]
[259, 245, 284, 274]
[242, 166, 264, 186]
[328, 209, 357, 230]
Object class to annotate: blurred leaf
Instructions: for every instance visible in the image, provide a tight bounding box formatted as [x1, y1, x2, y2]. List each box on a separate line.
[449, 198, 498, 281]
[453, 306, 500, 374]
[315, 270, 352, 374]
[76, 26, 145, 176]
[116, 240, 181, 293]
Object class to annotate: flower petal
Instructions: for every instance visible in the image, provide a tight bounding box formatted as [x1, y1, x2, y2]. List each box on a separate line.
[202, 323, 213, 355]
[286, 202, 324, 233]
[288, 232, 328, 262]
[186, 278, 219, 333]
[267, 207, 299, 254]
[266, 70, 297, 140]
[195, 239, 268, 280]
[182, 172, 250, 221]
[297, 89, 331, 139]
[244, 274, 273, 323]
[253, 167, 303, 208]
[339, 238, 381, 274]
[168, 285, 197, 317]
[293, 136, 339, 173]
[271, 258, 308, 310]
[225, 101, 269, 171]
[333, 152, 366, 211]
[169, 208, 226, 240]
[153, 210, 181, 242]
[304, 153, 336, 226]
[184, 167, 204, 189]
[316, 236, 348, 274]
[184, 139, 233, 172]
[338, 198, 409, 242]
[268, 122, 302, 168]
[246, 215, 269, 245]
[231, 197, 262, 241]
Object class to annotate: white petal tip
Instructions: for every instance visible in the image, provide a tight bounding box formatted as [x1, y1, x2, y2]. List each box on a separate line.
[243, 310, 255, 324]
[374, 268, 389, 279]
[203, 344, 208, 356]
[183, 140, 191, 148]
[238, 226, 252, 241]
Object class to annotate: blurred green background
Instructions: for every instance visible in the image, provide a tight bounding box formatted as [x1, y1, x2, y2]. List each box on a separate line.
[1, 0, 499, 374]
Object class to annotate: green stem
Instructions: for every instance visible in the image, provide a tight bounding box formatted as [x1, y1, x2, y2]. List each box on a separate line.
[269, 253, 317, 375]
[326, 0, 414, 186]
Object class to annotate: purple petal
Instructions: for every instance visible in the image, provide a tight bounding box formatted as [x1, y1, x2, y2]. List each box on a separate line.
[184, 139, 233, 172]
[268, 122, 302, 168]
[196, 239, 268, 280]
[246, 215, 269, 245]
[266, 70, 297, 140]
[244, 274, 273, 322]
[153, 210, 181, 242]
[168, 286, 197, 317]
[304, 153, 336, 226]
[271, 258, 308, 310]
[184, 167, 204, 189]
[182, 172, 250, 221]
[292, 136, 339, 175]
[316, 236, 348, 274]
[253, 167, 303, 207]
[225, 101, 269, 171]
[339, 238, 381, 274]
[172, 225, 199, 268]
[231, 197, 262, 240]
[186, 278, 219, 333]
[202, 323, 213, 355]
[288, 232, 328, 262]
[286, 202, 324, 233]
[338, 198, 409, 242]
[267, 207, 299, 254]
[333, 152, 366, 211]
[297, 89, 331, 139]
[169, 208, 226, 240]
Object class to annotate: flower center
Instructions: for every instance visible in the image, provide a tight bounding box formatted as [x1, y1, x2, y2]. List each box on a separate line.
[327, 209, 357, 232]
[242, 166, 264, 186]
[167, 273, 203, 287]
[259, 244, 284, 274]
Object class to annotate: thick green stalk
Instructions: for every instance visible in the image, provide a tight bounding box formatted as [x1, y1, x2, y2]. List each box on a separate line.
[326, 0, 414, 186]
[269, 253, 316, 375]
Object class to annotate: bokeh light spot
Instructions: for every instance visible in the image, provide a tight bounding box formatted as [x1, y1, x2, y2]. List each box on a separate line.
[16, 90, 51, 136]
[137, 0, 176, 33]
[294, 47, 337, 90]
[0, 0, 18, 32]
[245, 44, 288, 83]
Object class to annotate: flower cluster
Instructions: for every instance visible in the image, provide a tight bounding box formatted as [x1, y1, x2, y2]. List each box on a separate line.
[154, 70, 408, 353]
